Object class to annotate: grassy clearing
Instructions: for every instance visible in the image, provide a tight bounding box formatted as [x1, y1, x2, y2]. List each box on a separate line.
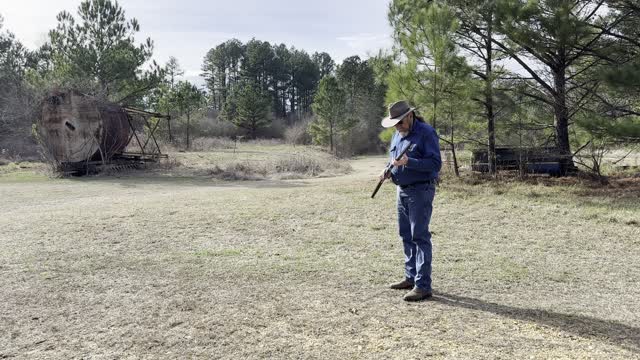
[0, 149, 639, 359]
[156, 142, 351, 180]
[0, 161, 49, 183]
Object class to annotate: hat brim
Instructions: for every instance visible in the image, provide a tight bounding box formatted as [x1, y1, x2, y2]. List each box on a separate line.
[381, 107, 415, 128]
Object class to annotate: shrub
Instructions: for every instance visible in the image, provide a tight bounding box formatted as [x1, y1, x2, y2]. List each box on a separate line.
[189, 137, 236, 151]
[272, 155, 323, 176]
[284, 117, 313, 145]
[256, 117, 286, 139]
[204, 153, 351, 181]
[197, 115, 244, 138]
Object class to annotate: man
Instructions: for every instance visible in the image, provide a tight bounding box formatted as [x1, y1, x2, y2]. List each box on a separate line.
[380, 100, 441, 302]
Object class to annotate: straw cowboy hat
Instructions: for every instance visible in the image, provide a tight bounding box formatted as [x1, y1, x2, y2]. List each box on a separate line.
[381, 100, 417, 128]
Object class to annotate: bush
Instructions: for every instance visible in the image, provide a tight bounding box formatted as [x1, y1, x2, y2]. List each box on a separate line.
[256, 117, 286, 139]
[189, 137, 236, 151]
[284, 117, 313, 145]
[196, 115, 244, 138]
[0, 136, 40, 161]
[202, 153, 350, 181]
[272, 155, 323, 176]
[329, 120, 385, 158]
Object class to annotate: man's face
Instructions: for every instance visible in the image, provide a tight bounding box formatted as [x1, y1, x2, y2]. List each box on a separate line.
[394, 113, 413, 135]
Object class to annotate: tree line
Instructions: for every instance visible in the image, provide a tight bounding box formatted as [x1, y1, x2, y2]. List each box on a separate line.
[386, 0, 640, 176]
[202, 39, 334, 119]
[0, 0, 385, 156]
[1, 0, 639, 175]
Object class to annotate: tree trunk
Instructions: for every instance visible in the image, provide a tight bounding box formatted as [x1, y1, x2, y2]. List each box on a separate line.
[552, 66, 573, 174]
[329, 122, 334, 153]
[485, 22, 497, 176]
[432, 64, 438, 129]
[450, 123, 459, 177]
[220, 72, 227, 109]
[290, 87, 297, 117]
[281, 88, 287, 119]
[186, 112, 190, 150]
[168, 117, 173, 142]
[518, 114, 526, 179]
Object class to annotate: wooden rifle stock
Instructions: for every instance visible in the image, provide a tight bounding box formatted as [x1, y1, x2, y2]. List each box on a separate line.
[371, 142, 412, 198]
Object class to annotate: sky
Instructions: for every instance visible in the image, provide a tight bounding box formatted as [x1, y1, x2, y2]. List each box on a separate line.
[1, 0, 394, 86]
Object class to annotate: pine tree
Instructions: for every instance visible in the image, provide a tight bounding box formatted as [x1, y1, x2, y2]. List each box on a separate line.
[309, 76, 347, 153]
[46, 0, 161, 103]
[228, 82, 272, 138]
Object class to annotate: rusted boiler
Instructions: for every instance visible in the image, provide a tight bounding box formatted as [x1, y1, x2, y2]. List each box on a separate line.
[38, 91, 130, 163]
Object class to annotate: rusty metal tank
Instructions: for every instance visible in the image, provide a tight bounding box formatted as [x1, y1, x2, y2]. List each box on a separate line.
[38, 91, 130, 163]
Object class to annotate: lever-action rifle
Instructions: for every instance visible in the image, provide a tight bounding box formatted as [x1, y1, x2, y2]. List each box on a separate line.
[371, 142, 412, 198]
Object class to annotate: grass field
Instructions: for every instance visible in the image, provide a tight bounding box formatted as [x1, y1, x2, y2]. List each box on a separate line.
[1, 145, 639, 359]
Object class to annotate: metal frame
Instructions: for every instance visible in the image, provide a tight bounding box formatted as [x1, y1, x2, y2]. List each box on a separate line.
[121, 107, 170, 161]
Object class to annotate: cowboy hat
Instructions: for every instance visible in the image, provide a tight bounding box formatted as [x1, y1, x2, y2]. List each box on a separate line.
[381, 100, 416, 128]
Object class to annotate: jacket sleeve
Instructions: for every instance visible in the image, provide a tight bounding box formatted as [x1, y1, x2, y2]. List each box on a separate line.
[405, 128, 441, 173]
[389, 134, 399, 179]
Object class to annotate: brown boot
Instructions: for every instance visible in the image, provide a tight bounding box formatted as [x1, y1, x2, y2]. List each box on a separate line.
[389, 279, 414, 290]
[403, 287, 433, 301]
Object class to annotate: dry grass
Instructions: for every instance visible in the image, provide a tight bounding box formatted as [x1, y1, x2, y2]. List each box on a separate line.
[188, 137, 237, 151]
[0, 152, 639, 359]
[150, 142, 351, 181]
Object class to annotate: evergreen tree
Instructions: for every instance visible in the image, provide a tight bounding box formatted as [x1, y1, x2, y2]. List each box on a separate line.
[336, 56, 386, 154]
[491, 0, 636, 171]
[227, 82, 271, 138]
[389, 1, 467, 129]
[165, 56, 184, 90]
[309, 76, 347, 153]
[312, 52, 335, 78]
[448, 0, 503, 175]
[45, 0, 161, 104]
[173, 81, 204, 149]
[201, 39, 244, 110]
[0, 15, 33, 140]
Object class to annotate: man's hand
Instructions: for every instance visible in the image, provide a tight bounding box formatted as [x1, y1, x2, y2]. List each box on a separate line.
[392, 154, 409, 167]
[379, 168, 391, 181]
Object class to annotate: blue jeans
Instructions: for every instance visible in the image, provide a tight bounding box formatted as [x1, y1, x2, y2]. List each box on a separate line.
[397, 183, 436, 291]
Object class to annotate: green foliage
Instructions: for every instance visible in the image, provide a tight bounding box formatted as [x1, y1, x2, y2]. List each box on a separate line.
[220, 94, 238, 123]
[0, 15, 36, 141]
[169, 80, 204, 148]
[312, 52, 335, 78]
[289, 48, 321, 115]
[333, 55, 387, 154]
[378, 128, 395, 144]
[242, 39, 275, 90]
[577, 115, 640, 142]
[201, 39, 244, 110]
[164, 56, 184, 90]
[389, 2, 468, 113]
[386, 0, 640, 166]
[43, 0, 161, 103]
[173, 81, 204, 116]
[388, 1, 474, 135]
[489, 0, 640, 157]
[605, 61, 640, 93]
[0, 16, 28, 81]
[309, 76, 347, 152]
[202, 39, 323, 118]
[224, 82, 272, 138]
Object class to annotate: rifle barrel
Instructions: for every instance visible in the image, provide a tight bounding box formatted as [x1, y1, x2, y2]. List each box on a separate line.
[370, 142, 412, 199]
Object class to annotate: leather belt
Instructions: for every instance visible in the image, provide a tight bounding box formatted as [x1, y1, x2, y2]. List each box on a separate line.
[399, 179, 438, 188]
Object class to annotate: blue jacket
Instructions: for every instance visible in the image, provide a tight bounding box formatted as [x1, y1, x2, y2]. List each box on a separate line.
[389, 120, 441, 186]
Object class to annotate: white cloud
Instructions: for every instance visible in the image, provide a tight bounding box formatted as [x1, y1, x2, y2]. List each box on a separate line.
[336, 33, 393, 60]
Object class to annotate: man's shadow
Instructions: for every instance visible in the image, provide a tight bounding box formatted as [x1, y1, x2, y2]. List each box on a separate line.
[433, 292, 639, 353]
